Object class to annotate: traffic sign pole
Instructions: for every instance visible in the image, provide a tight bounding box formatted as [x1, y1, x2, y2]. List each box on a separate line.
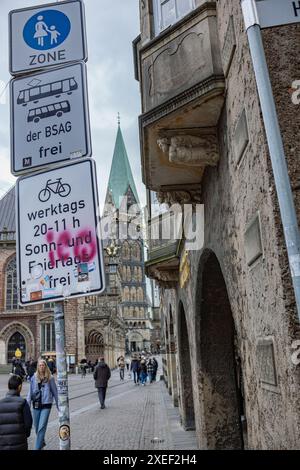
[10, 0, 95, 451]
[54, 301, 71, 451]
[241, 0, 300, 323]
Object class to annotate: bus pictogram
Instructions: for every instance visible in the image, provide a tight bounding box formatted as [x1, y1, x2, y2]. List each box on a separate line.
[17, 77, 78, 106]
[27, 100, 71, 123]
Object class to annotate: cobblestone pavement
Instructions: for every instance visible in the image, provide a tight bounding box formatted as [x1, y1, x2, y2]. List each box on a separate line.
[0, 365, 198, 450]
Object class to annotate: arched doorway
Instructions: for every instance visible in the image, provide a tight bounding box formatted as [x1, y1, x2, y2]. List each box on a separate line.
[85, 330, 104, 362]
[178, 302, 195, 430]
[197, 251, 244, 449]
[7, 332, 26, 363]
[168, 307, 179, 406]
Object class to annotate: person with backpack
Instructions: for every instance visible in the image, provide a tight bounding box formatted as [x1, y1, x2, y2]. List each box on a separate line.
[0, 374, 32, 450]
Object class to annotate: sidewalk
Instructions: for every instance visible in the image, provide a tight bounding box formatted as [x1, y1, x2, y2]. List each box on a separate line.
[26, 369, 198, 450]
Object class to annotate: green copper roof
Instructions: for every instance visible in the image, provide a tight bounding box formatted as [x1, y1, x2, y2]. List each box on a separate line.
[106, 125, 139, 209]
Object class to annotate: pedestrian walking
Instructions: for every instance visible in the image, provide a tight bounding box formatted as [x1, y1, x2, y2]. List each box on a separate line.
[26, 359, 37, 382]
[140, 360, 148, 386]
[46, 356, 56, 375]
[0, 374, 32, 450]
[27, 358, 59, 450]
[130, 355, 141, 385]
[152, 356, 158, 382]
[125, 357, 130, 372]
[12, 358, 26, 382]
[80, 358, 88, 378]
[146, 358, 155, 383]
[93, 356, 111, 409]
[117, 356, 125, 381]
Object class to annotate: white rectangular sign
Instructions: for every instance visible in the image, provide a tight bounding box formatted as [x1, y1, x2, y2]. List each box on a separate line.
[256, 0, 300, 28]
[16, 159, 105, 306]
[9, 0, 87, 75]
[10, 62, 91, 175]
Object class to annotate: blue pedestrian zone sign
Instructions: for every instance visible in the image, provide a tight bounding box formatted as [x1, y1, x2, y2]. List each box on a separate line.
[23, 10, 71, 51]
[9, 0, 87, 75]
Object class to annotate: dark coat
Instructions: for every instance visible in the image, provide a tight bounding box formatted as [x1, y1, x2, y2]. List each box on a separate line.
[130, 359, 140, 372]
[0, 390, 32, 450]
[12, 360, 26, 379]
[93, 362, 111, 388]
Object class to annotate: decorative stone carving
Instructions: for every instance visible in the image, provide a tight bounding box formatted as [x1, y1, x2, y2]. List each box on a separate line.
[156, 188, 202, 206]
[157, 135, 219, 167]
[148, 266, 179, 288]
[148, 32, 206, 98]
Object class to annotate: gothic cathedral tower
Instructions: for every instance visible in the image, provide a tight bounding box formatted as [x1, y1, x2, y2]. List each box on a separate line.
[104, 122, 151, 353]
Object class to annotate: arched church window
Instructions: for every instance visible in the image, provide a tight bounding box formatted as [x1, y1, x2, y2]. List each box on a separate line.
[123, 286, 130, 302]
[127, 266, 131, 282]
[131, 243, 141, 261]
[122, 242, 130, 260]
[6, 256, 20, 311]
[131, 287, 137, 302]
[137, 288, 143, 302]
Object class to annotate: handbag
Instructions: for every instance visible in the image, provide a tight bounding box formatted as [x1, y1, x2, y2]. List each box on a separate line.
[32, 382, 43, 409]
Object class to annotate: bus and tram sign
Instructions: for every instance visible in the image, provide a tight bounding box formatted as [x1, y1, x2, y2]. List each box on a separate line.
[10, 61, 92, 175]
[9, 0, 87, 76]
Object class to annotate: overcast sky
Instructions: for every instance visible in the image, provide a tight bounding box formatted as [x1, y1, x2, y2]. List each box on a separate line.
[0, 0, 144, 207]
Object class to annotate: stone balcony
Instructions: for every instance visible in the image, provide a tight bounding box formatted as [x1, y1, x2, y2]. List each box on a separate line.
[146, 213, 182, 287]
[134, 1, 225, 201]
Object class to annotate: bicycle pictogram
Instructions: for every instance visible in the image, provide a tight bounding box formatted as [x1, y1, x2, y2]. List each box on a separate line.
[38, 178, 71, 202]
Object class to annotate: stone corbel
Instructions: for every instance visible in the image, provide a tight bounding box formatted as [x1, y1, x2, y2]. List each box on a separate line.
[156, 188, 201, 206]
[148, 266, 179, 288]
[157, 134, 219, 167]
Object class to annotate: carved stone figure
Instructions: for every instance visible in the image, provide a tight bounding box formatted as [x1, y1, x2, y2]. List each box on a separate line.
[157, 135, 219, 166]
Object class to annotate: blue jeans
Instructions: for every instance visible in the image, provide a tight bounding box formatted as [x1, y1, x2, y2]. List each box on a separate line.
[140, 371, 147, 384]
[132, 371, 139, 383]
[33, 407, 51, 450]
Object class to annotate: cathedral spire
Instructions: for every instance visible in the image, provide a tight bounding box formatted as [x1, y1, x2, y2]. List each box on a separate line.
[105, 124, 139, 209]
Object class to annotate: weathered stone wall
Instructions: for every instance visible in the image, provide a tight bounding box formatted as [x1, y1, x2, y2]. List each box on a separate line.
[154, 0, 300, 449]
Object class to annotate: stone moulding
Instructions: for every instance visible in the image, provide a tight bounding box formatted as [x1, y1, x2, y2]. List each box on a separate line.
[140, 75, 225, 129]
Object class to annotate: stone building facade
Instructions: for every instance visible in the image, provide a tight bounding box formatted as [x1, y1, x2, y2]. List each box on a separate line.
[134, 0, 300, 449]
[104, 124, 152, 353]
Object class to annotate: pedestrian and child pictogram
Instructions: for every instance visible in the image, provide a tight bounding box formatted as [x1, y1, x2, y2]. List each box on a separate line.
[9, 0, 87, 75]
[23, 9, 71, 50]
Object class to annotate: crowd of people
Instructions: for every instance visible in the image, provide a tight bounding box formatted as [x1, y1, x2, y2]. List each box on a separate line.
[0, 352, 159, 450]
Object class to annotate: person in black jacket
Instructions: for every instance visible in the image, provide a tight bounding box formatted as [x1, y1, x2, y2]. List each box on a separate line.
[0, 374, 32, 450]
[93, 357, 111, 409]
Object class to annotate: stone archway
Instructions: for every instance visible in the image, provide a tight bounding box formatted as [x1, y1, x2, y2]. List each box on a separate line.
[196, 250, 244, 449]
[128, 331, 143, 352]
[177, 302, 195, 430]
[0, 322, 35, 364]
[168, 306, 179, 406]
[85, 330, 104, 362]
